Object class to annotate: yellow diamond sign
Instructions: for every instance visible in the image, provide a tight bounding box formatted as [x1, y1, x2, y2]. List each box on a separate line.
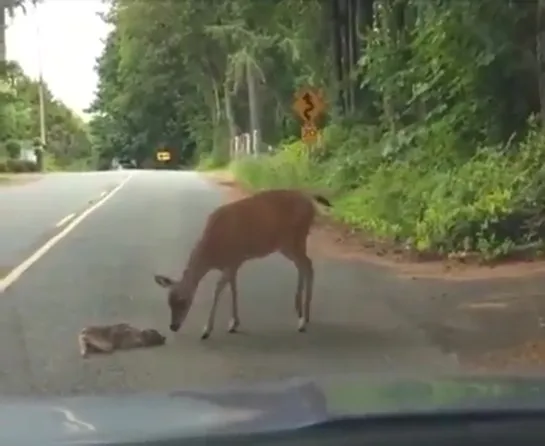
[293, 88, 325, 123]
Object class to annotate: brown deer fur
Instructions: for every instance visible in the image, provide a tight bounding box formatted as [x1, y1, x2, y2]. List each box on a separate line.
[154, 188, 332, 339]
[78, 323, 166, 358]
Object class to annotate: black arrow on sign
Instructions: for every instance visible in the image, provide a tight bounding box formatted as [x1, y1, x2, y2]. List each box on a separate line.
[302, 92, 314, 121]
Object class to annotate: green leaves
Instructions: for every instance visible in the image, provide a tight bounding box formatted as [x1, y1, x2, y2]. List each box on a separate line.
[89, 0, 331, 167]
[0, 61, 92, 170]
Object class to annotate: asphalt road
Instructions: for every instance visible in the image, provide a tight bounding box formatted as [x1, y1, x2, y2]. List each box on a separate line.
[0, 172, 129, 272]
[0, 170, 461, 396]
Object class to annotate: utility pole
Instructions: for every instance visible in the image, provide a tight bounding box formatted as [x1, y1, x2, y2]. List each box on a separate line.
[34, 2, 46, 148]
[0, 3, 6, 64]
[38, 74, 46, 147]
[0, 0, 12, 64]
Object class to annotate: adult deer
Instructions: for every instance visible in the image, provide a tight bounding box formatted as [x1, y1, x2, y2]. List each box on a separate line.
[154, 189, 332, 339]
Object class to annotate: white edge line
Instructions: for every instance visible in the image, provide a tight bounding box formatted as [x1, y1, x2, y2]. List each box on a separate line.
[55, 212, 76, 228]
[99, 191, 107, 198]
[0, 173, 134, 294]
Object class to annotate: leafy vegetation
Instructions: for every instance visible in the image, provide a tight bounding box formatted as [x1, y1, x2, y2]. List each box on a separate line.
[1, 1, 93, 172]
[91, 0, 545, 261]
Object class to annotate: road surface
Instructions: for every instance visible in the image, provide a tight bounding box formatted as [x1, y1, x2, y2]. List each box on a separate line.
[0, 172, 128, 275]
[1, 169, 542, 397]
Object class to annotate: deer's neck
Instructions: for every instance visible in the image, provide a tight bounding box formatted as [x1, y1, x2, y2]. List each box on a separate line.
[180, 243, 210, 298]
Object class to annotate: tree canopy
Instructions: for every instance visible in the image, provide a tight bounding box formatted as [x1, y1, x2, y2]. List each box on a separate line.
[1, 0, 93, 171]
[0, 61, 93, 170]
[90, 0, 545, 260]
[89, 0, 330, 168]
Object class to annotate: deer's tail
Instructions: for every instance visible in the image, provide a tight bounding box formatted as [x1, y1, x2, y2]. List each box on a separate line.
[312, 194, 332, 207]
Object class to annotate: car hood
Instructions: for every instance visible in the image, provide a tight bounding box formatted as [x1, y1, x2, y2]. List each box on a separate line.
[3, 374, 545, 445]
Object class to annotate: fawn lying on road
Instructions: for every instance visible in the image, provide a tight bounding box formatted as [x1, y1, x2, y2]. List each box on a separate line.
[78, 323, 166, 358]
[154, 188, 332, 339]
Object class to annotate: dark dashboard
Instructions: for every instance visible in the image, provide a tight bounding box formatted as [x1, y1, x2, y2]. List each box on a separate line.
[3, 375, 545, 446]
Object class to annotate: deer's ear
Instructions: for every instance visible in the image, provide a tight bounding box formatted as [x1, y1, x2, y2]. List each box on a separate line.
[154, 274, 174, 288]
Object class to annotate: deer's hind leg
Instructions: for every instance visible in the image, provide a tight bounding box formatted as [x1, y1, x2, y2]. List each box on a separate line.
[227, 267, 240, 334]
[86, 336, 114, 355]
[281, 237, 313, 333]
[296, 252, 313, 332]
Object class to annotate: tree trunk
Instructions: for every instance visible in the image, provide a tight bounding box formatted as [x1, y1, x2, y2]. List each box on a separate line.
[0, 0, 15, 65]
[211, 77, 227, 157]
[339, 0, 351, 114]
[357, 0, 375, 119]
[223, 80, 237, 158]
[349, 0, 360, 111]
[0, 6, 6, 64]
[379, 1, 397, 133]
[537, 0, 545, 127]
[347, 1, 354, 113]
[224, 81, 236, 141]
[331, 0, 345, 115]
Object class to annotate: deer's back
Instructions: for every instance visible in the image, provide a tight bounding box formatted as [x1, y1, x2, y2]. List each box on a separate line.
[199, 189, 316, 268]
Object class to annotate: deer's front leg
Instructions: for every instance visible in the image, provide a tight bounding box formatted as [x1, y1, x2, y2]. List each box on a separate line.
[202, 272, 229, 340]
[227, 268, 240, 333]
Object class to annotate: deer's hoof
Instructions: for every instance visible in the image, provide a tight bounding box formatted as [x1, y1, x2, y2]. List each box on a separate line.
[227, 319, 239, 333]
[201, 330, 211, 340]
[297, 318, 307, 333]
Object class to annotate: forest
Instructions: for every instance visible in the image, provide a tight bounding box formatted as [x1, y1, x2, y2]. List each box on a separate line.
[90, 0, 545, 260]
[0, 1, 94, 172]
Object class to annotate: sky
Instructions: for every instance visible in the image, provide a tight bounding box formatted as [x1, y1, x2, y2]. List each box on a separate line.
[6, 0, 111, 120]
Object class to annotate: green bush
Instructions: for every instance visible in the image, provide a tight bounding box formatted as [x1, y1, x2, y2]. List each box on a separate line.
[230, 141, 328, 191]
[4, 140, 21, 159]
[231, 118, 545, 260]
[0, 159, 39, 173]
[196, 149, 229, 171]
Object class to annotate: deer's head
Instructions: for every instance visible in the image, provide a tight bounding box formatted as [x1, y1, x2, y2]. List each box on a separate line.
[154, 274, 193, 332]
[141, 328, 167, 346]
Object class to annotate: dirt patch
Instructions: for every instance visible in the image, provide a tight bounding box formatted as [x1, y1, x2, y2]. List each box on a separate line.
[204, 170, 248, 202]
[466, 341, 545, 371]
[309, 218, 545, 282]
[202, 171, 545, 282]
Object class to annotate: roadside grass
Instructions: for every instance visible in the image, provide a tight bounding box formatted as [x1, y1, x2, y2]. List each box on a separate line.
[0, 174, 15, 184]
[228, 124, 545, 265]
[0, 172, 42, 187]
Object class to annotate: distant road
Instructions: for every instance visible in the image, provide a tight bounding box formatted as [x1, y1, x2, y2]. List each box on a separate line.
[0, 169, 460, 396]
[0, 171, 130, 273]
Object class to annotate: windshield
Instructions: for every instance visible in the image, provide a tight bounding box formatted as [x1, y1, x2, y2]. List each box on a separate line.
[1, 0, 544, 420]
